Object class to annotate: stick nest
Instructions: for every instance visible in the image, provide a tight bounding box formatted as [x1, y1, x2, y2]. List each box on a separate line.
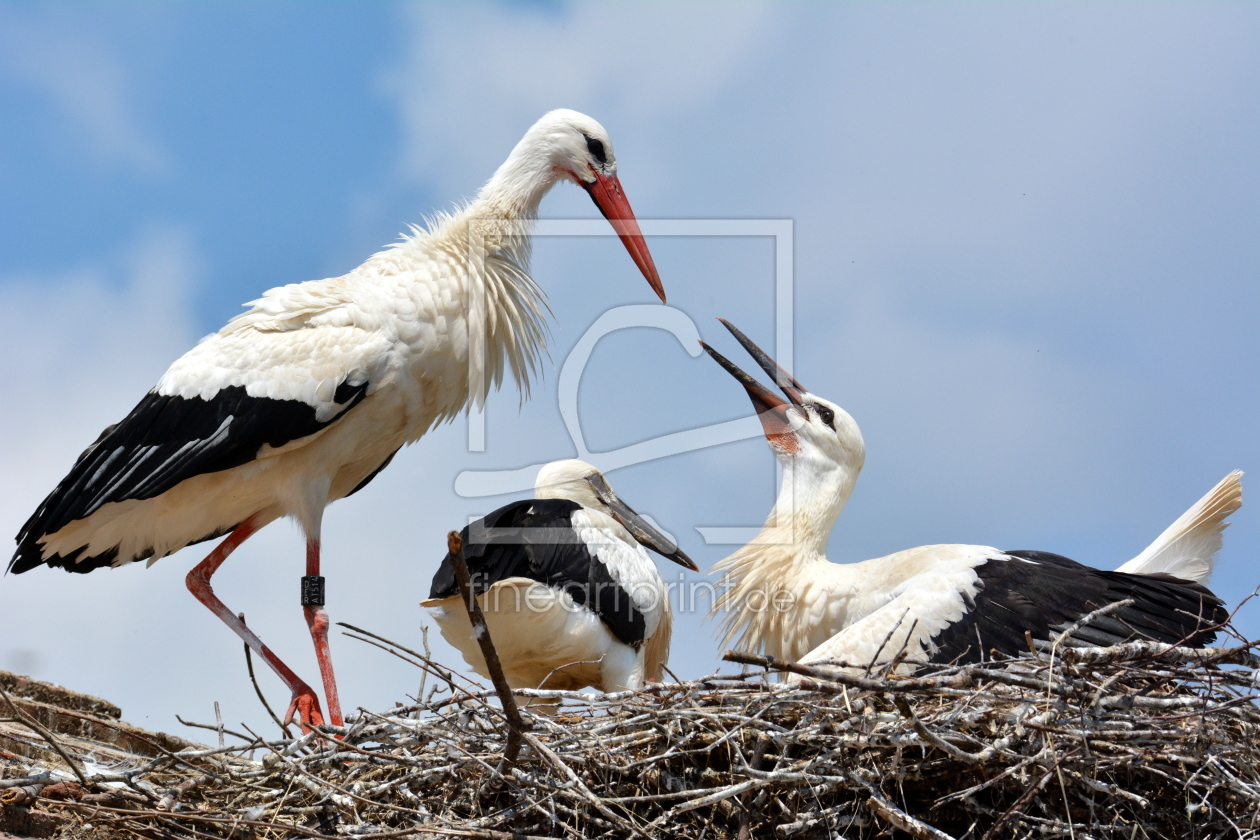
[4, 629, 1260, 840]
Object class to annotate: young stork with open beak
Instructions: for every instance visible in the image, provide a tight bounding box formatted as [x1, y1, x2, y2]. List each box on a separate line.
[9, 110, 667, 730]
[701, 320, 1240, 670]
[424, 460, 697, 706]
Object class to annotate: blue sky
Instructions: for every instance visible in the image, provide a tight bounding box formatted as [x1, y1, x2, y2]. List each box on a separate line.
[1, 3, 1256, 734]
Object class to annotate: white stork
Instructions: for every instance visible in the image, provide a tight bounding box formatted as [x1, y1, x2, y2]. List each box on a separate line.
[9, 110, 667, 729]
[700, 319, 1241, 670]
[423, 460, 697, 708]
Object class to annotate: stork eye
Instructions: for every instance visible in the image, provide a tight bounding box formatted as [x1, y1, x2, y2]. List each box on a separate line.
[816, 406, 836, 430]
[585, 135, 608, 165]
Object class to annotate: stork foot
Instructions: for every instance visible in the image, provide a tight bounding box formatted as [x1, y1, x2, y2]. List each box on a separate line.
[284, 688, 327, 733]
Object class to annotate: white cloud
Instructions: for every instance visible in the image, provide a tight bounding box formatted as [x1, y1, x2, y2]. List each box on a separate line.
[0, 5, 169, 175]
[381, 2, 775, 196]
[0, 227, 198, 512]
[0, 227, 201, 711]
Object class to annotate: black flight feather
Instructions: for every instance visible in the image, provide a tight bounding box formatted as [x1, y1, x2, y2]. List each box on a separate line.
[10, 380, 368, 575]
[929, 550, 1226, 664]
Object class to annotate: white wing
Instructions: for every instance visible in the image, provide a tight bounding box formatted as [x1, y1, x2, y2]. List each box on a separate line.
[798, 562, 985, 671]
[158, 277, 396, 422]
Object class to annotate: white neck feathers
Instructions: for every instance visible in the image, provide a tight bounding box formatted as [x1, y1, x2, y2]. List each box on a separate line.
[387, 134, 562, 408]
[709, 454, 859, 657]
[476, 126, 566, 222]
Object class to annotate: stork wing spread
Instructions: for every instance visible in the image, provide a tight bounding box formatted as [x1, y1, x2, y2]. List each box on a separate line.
[429, 499, 648, 648]
[11, 316, 392, 574]
[802, 550, 1226, 669]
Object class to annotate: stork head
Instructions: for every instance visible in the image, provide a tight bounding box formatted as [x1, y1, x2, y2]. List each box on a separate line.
[535, 459, 698, 571]
[701, 319, 865, 483]
[506, 109, 665, 302]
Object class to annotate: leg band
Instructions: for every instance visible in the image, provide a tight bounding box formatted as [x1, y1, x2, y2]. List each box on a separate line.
[301, 575, 326, 607]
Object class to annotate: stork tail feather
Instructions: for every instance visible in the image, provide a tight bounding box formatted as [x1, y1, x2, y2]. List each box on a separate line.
[1115, 470, 1243, 583]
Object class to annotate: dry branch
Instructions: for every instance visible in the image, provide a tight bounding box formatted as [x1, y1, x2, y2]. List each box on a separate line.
[445, 529, 531, 771]
[4, 627, 1259, 840]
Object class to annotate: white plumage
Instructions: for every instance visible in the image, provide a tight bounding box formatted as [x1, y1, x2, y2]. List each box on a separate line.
[701, 320, 1239, 672]
[11, 110, 666, 729]
[1115, 470, 1242, 580]
[423, 460, 697, 709]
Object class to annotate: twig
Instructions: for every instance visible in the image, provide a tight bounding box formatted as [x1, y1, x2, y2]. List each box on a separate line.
[865, 786, 958, 840]
[893, 696, 997, 763]
[175, 715, 253, 744]
[240, 611, 293, 737]
[1045, 599, 1135, 704]
[737, 735, 773, 840]
[1050, 599, 1136, 650]
[446, 529, 531, 770]
[214, 700, 225, 749]
[1058, 639, 1260, 667]
[724, 650, 973, 692]
[979, 750, 1076, 840]
[339, 621, 472, 694]
[864, 608, 911, 675]
[0, 685, 91, 787]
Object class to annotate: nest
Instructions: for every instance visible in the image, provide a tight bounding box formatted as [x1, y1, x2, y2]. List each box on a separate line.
[3, 621, 1260, 840]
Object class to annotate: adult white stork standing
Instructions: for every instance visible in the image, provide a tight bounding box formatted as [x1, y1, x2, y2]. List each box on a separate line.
[700, 320, 1241, 670]
[9, 110, 668, 729]
[423, 460, 697, 708]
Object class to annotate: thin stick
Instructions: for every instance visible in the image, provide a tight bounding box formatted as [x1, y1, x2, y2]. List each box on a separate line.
[56, 800, 558, 840]
[417, 623, 431, 713]
[240, 612, 292, 737]
[0, 685, 92, 788]
[446, 530, 530, 768]
[1046, 599, 1135, 708]
[175, 715, 253, 745]
[737, 735, 773, 840]
[724, 650, 973, 692]
[867, 789, 958, 840]
[979, 750, 1075, 840]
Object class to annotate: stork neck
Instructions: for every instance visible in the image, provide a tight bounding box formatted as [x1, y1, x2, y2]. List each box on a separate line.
[474, 136, 563, 222]
[708, 453, 859, 659]
[761, 456, 857, 559]
[390, 143, 555, 413]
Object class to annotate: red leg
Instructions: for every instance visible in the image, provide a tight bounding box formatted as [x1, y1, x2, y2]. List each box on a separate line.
[303, 538, 344, 727]
[185, 517, 327, 732]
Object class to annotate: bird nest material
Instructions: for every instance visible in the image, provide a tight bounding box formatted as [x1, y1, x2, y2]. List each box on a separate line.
[3, 621, 1260, 840]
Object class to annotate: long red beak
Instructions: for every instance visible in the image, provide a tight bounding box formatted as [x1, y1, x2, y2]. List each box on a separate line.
[581, 170, 666, 303]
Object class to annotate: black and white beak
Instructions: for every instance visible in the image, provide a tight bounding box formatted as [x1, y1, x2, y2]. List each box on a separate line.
[586, 472, 699, 571]
[700, 319, 809, 455]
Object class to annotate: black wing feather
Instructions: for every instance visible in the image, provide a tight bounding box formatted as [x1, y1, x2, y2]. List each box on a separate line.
[10, 381, 368, 575]
[429, 499, 647, 648]
[930, 550, 1226, 664]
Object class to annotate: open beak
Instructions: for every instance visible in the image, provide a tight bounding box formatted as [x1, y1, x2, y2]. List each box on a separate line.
[717, 319, 807, 405]
[580, 170, 666, 304]
[586, 472, 698, 571]
[700, 320, 807, 455]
